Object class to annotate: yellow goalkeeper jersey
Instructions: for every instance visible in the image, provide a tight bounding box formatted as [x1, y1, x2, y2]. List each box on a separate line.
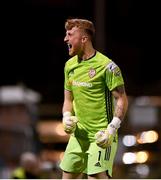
[64, 51, 124, 141]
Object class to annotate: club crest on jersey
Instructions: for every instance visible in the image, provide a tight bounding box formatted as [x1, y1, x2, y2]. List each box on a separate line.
[88, 68, 96, 78]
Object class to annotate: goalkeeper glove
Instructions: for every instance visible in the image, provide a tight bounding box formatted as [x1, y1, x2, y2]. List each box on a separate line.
[63, 111, 78, 134]
[95, 117, 121, 148]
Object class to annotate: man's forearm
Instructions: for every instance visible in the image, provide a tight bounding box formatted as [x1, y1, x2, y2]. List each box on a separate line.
[63, 90, 74, 114]
[114, 94, 128, 120]
[62, 100, 73, 114]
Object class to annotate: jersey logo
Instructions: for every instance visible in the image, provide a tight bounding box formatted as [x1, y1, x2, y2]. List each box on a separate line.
[88, 68, 96, 78]
[72, 80, 93, 87]
[106, 62, 121, 76]
[106, 62, 117, 72]
[94, 162, 101, 167]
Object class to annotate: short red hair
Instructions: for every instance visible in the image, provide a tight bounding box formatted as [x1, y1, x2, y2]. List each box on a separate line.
[65, 18, 95, 41]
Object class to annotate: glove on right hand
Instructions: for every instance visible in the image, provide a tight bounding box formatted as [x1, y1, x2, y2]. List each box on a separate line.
[63, 111, 78, 134]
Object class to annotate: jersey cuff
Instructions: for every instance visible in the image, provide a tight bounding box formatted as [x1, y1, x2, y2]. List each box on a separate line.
[109, 82, 124, 91]
[64, 88, 72, 92]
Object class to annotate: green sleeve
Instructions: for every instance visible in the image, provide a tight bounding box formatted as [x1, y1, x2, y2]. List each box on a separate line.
[105, 61, 124, 91]
[64, 62, 72, 91]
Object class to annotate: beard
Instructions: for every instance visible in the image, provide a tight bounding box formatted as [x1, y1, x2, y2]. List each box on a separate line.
[68, 44, 83, 57]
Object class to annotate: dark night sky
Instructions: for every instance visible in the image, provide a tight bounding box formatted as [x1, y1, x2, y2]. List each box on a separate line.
[1, 0, 161, 103]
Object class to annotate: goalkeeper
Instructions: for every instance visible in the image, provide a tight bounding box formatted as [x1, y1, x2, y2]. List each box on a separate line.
[60, 18, 128, 179]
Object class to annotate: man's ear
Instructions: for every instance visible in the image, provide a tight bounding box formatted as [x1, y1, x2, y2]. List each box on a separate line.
[82, 36, 88, 43]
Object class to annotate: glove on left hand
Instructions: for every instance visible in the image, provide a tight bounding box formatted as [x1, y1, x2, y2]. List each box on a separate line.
[95, 117, 121, 148]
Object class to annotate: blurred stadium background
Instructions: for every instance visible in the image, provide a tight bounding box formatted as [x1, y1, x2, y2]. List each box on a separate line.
[0, 0, 160, 178]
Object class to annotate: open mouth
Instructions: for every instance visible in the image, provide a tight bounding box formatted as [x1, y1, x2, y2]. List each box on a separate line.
[67, 43, 72, 50]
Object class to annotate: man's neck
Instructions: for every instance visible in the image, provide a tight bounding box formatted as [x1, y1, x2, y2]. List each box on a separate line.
[78, 45, 96, 61]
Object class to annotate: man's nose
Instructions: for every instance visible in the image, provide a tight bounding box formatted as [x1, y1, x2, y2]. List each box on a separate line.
[64, 36, 68, 42]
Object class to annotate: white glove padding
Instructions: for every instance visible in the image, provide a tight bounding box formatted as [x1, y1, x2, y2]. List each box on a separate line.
[95, 129, 114, 149]
[95, 117, 121, 148]
[63, 111, 78, 134]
